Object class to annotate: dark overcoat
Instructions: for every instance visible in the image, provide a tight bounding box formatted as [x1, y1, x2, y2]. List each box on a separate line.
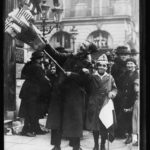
[111, 58, 127, 114]
[117, 70, 139, 133]
[85, 72, 117, 133]
[19, 61, 51, 119]
[45, 45, 91, 138]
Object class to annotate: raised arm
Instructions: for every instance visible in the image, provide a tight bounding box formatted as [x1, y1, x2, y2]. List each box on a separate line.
[44, 44, 73, 65]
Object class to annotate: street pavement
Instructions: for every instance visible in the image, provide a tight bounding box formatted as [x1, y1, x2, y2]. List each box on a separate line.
[4, 118, 139, 150]
[4, 130, 139, 150]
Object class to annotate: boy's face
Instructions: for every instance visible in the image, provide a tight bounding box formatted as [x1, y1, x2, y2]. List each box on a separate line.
[97, 62, 108, 74]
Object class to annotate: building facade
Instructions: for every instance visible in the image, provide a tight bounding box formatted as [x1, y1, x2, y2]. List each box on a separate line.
[35, 0, 138, 52]
[4, 0, 139, 119]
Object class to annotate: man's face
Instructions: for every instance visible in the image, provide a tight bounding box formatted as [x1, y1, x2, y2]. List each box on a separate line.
[85, 54, 92, 63]
[97, 62, 108, 74]
[126, 61, 136, 71]
[36, 57, 43, 64]
[119, 54, 130, 61]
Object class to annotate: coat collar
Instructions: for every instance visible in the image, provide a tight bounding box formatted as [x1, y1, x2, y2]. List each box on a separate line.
[94, 71, 109, 80]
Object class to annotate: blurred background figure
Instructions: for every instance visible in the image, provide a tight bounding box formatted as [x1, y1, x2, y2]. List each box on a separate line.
[46, 62, 58, 87]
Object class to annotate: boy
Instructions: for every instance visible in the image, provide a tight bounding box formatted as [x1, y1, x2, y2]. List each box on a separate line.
[85, 54, 117, 150]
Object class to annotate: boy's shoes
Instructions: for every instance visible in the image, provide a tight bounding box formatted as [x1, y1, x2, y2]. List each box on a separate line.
[100, 144, 106, 150]
[132, 141, 138, 146]
[35, 128, 48, 135]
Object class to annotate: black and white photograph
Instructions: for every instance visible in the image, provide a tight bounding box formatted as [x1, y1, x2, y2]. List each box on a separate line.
[4, 0, 144, 150]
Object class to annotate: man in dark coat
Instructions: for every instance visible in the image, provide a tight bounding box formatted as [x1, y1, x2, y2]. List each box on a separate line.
[44, 42, 97, 150]
[19, 51, 51, 136]
[111, 46, 131, 138]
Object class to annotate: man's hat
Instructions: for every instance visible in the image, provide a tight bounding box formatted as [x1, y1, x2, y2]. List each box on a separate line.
[31, 51, 44, 60]
[97, 54, 108, 64]
[80, 41, 98, 54]
[131, 48, 138, 55]
[116, 46, 131, 55]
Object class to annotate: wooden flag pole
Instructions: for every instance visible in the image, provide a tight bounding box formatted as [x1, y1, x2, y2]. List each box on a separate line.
[43, 49, 66, 75]
[108, 132, 110, 150]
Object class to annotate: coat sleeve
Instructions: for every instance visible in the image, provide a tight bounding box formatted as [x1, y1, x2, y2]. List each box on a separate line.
[32, 64, 51, 87]
[110, 75, 118, 98]
[44, 44, 73, 65]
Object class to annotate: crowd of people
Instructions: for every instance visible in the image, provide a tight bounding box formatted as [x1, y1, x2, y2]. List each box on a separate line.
[18, 42, 139, 150]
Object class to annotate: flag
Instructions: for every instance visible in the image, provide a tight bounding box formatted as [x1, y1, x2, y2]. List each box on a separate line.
[5, 7, 45, 50]
[99, 99, 117, 142]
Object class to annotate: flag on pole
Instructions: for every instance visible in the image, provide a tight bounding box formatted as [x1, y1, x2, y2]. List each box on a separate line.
[99, 99, 117, 142]
[5, 6, 45, 51]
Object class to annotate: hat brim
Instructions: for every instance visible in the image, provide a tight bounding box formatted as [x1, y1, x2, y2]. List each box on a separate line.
[96, 60, 109, 64]
[31, 56, 43, 60]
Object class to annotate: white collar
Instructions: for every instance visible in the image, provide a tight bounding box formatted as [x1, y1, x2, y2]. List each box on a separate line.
[94, 71, 109, 79]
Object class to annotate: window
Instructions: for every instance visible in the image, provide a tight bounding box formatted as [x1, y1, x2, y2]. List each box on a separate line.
[50, 31, 71, 50]
[65, 0, 92, 17]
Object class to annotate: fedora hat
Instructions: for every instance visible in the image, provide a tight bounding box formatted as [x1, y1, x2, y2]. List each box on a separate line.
[31, 51, 44, 60]
[116, 46, 131, 55]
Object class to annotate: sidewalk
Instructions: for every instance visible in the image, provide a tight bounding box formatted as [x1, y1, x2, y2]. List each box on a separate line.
[4, 130, 139, 150]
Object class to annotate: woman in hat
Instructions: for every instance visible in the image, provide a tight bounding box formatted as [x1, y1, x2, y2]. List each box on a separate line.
[111, 46, 131, 138]
[18, 51, 51, 136]
[118, 58, 139, 144]
[85, 54, 117, 150]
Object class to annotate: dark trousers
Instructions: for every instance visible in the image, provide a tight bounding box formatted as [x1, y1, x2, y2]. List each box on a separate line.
[51, 129, 80, 148]
[92, 120, 108, 147]
[22, 105, 42, 133]
[51, 129, 62, 146]
[93, 131, 106, 147]
[117, 111, 132, 135]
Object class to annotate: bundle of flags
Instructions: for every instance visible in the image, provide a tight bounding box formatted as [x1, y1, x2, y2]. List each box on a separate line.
[99, 99, 117, 142]
[5, 0, 45, 50]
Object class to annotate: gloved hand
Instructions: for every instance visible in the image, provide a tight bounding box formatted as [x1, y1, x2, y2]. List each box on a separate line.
[82, 68, 90, 74]
[108, 91, 116, 99]
[65, 71, 72, 77]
